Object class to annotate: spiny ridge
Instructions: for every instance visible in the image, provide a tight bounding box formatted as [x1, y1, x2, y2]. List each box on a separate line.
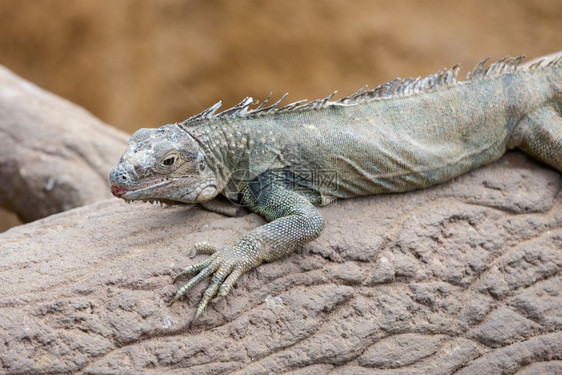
[178, 54, 559, 129]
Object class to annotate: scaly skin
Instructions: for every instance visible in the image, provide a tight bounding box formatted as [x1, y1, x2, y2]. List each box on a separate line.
[110, 53, 562, 322]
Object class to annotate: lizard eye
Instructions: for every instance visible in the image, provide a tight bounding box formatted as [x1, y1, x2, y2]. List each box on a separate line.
[161, 156, 176, 167]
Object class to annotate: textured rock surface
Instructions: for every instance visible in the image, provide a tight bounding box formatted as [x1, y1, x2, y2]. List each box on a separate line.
[1, 152, 560, 374]
[0, 65, 129, 223]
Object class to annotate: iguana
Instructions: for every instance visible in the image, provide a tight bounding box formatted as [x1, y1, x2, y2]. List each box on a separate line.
[110, 52, 562, 322]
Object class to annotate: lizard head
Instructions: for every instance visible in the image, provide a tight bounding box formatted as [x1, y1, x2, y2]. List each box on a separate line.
[110, 124, 218, 204]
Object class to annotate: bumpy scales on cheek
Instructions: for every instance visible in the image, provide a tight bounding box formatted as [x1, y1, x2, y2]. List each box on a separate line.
[110, 125, 221, 203]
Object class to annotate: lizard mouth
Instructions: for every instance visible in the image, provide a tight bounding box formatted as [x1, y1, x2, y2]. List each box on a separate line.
[111, 186, 130, 197]
[111, 179, 172, 199]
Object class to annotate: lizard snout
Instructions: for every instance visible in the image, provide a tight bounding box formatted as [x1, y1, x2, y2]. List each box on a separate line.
[111, 185, 129, 197]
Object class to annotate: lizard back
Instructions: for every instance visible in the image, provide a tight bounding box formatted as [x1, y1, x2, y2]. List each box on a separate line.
[184, 56, 562, 200]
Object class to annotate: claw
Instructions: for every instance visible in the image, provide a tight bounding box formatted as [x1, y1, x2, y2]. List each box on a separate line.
[168, 292, 182, 307]
[193, 242, 222, 255]
[171, 264, 218, 309]
[169, 242, 253, 323]
[188, 269, 228, 323]
[173, 271, 187, 284]
[173, 253, 218, 283]
[188, 242, 220, 260]
[192, 303, 205, 325]
[191, 296, 220, 324]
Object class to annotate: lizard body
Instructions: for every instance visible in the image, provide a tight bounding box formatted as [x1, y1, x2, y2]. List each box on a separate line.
[110, 53, 562, 322]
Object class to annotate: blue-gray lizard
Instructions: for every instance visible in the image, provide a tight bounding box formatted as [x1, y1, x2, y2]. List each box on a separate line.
[110, 52, 562, 322]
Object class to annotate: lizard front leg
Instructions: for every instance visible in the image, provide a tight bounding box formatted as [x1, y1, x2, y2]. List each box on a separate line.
[170, 173, 325, 323]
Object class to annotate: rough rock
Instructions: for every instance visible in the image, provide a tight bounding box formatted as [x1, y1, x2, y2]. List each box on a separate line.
[1, 151, 560, 374]
[0, 65, 129, 223]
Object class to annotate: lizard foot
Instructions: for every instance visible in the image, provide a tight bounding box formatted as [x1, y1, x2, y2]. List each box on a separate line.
[169, 243, 257, 323]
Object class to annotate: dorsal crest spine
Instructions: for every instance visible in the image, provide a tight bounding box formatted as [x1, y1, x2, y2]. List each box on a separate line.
[178, 54, 560, 130]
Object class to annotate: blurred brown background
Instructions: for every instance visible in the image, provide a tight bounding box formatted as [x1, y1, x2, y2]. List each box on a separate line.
[1, 0, 561, 231]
